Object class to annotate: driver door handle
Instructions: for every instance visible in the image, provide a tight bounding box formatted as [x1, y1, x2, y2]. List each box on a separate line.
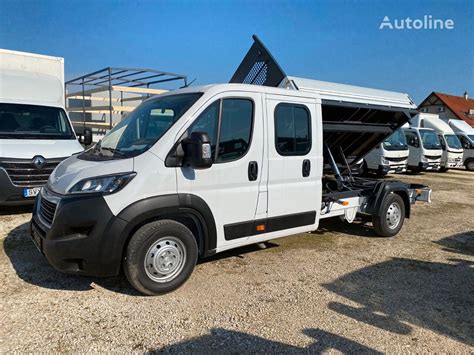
[248, 161, 258, 181]
[302, 159, 311, 177]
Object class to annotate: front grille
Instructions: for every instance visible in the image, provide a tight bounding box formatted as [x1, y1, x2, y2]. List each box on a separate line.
[0, 157, 66, 187]
[39, 196, 57, 226]
[386, 156, 407, 162]
[425, 155, 442, 160]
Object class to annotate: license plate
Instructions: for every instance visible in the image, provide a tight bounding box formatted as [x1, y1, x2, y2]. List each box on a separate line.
[23, 187, 41, 198]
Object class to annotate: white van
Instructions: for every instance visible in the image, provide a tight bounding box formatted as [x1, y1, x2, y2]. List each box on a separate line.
[0, 49, 91, 205]
[444, 119, 474, 171]
[403, 126, 442, 173]
[411, 113, 463, 171]
[363, 129, 408, 175]
[30, 36, 431, 295]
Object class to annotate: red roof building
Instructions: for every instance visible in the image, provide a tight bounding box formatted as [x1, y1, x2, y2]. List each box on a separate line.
[418, 92, 474, 127]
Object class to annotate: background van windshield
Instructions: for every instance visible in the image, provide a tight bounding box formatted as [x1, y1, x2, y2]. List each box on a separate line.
[383, 130, 408, 150]
[419, 129, 441, 150]
[444, 134, 462, 149]
[91, 93, 202, 159]
[0, 103, 74, 139]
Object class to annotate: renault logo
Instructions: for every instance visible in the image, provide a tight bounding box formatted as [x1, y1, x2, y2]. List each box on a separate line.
[32, 156, 46, 170]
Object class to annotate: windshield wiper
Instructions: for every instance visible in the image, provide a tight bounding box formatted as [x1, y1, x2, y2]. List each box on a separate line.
[100, 146, 128, 157]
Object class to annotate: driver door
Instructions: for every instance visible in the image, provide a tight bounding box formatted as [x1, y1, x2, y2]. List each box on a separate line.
[176, 92, 265, 251]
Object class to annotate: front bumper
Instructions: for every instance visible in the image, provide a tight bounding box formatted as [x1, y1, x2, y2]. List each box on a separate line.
[30, 187, 130, 277]
[378, 164, 407, 175]
[0, 170, 37, 206]
[419, 161, 440, 171]
[444, 160, 463, 168]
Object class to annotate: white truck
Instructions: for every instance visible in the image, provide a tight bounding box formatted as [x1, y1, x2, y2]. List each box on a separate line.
[403, 124, 443, 173]
[362, 129, 409, 175]
[444, 119, 474, 171]
[0, 49, 92, 205]
[30, 36, 431, 295]
[411, 113, 463, 171]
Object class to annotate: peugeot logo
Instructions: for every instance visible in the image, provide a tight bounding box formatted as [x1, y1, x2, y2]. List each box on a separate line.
[32, 156, 46, 170]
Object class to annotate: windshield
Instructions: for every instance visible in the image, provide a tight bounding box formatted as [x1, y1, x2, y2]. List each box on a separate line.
[383, 130, 408, 151]
[82, 93, 202, 160]
[0, 103, 74, 140]
[468, 135, 474, 142]
[419, 129, 441, 150]
[444, 134, 462, 149]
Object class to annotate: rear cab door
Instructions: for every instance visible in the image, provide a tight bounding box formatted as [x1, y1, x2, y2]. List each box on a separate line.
[263, 94, 322, 237]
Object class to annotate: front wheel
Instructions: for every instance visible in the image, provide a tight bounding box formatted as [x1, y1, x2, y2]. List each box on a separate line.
[466, 160, 474, 171]
[124, 220, 198, 295]
[372, 193, 405, 237]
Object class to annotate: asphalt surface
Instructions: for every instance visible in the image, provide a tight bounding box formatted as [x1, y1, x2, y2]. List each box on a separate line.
[1, 169, 473, 352]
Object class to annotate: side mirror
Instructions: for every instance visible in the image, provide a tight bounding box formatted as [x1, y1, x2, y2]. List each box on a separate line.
[182, 131, 213, 169]
[77, 127, 93, 146]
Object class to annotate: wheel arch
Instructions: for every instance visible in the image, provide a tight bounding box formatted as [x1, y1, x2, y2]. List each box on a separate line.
[117, 194, 217, 264]
[465, 157, 474, 171]
[366, 181, 411, 218]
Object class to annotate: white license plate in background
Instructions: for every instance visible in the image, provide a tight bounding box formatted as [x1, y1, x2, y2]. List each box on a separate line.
[23, 187, 41, 198]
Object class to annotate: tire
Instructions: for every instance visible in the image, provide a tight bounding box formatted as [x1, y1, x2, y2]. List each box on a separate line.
[372, 193, 405, 237]
[466, 160, 474, 171]
[408, 166, 421, 174]
[124, 220, 198, 295]
[439, 167, 448, 172]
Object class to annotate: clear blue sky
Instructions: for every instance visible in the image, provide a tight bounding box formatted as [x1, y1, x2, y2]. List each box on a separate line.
[1, 0, 473, 103]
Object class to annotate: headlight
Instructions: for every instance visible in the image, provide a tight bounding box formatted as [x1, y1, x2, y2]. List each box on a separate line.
[421, 156, 428, 162]
[381, 158, 389, 165]
[68, 172, 136, 195]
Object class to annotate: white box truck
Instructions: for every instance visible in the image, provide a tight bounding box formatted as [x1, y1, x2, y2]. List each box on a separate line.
[443, 118, 474, 171]
[0, 49, 91, 205]
[362, 129, 409, 175]
[411, 113, 463, 171]
[30, 36, 431, 295]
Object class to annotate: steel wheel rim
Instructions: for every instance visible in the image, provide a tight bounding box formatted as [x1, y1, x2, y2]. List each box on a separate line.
[144, 237, 186, 283]
[386, 201, 402, 229]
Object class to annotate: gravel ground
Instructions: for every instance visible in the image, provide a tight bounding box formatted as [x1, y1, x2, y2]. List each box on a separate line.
[1, 170, 473, 353]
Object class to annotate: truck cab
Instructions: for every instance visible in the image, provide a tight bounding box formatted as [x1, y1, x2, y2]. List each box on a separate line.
[444, 118, 474, 171]
[0, 49, 89, 205]
[403, 127, 442, 173]
[363, 129, 408, 175]
[437, 133, 463, 171]
[411, 113, 463, 172]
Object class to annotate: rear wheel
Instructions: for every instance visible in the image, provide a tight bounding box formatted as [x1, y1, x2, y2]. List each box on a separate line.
[372, 193, 405, 237]
[124, 220, 198, 295]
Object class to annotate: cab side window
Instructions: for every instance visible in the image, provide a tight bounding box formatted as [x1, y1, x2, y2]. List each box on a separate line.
[405, 132, 419, 148]
[438, 134, 446, 150]
[189, 102, 219, 158]
[274, 103, 311, 155]
[188, 98, 254, 163]
[458, 135, 471, 149]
